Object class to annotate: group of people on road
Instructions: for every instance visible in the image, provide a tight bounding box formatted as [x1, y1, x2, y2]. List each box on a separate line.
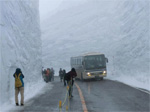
[42, 67, 55, 83]
[13, 67, 77, 106]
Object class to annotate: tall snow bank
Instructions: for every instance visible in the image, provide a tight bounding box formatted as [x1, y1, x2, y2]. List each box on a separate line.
[0, 0, 42, 106]
[41, 0, 149, 90]
[107, 0, 150, 90]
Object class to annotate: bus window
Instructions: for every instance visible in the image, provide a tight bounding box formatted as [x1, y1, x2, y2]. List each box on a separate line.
[84, 55, 106, 70]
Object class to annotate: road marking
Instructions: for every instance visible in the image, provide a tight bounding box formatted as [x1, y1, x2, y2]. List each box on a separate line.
[75, 83, 88, 112]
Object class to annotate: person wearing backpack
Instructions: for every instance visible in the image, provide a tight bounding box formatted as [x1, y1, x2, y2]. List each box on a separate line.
[13, 68, 24, 106]
[65, 68, 77, 98]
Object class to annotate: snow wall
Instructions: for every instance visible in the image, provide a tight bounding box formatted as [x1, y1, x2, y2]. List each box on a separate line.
[0, 0, 42, 105]
[41, 0, 149, 91]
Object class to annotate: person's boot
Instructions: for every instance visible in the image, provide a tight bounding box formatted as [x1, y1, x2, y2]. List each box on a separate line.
[16, 103, 19, 106]
[21, 104, 24, 106]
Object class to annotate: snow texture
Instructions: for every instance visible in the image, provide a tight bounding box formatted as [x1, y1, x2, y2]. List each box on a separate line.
[41, 0, 150, 91]
[0, 0, 42, 109]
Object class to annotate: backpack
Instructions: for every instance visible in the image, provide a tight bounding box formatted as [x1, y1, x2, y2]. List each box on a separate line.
[15, 73, 22, 87]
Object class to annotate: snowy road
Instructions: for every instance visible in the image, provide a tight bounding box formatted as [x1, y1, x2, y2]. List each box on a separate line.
[12, 77, 149, 112]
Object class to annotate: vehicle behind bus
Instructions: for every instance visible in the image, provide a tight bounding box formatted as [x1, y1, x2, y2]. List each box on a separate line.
[70, 53, 108, 80]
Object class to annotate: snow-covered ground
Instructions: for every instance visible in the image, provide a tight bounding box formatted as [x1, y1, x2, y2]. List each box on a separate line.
[41, 0, 150, 91]
[1, 80, 49, 112]
[0, 0, 46, 111]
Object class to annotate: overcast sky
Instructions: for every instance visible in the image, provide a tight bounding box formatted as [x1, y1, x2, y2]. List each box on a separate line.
[39, 0, 63, 19]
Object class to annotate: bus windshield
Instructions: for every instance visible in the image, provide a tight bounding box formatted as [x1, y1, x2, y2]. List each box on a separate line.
[84, 55, 106, 70]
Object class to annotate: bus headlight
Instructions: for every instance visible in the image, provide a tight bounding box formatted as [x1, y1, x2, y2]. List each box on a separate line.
[103, 71, 106, 74]
[87, 72, 91, 76]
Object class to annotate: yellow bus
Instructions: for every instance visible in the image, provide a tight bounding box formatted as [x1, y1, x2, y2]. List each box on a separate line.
[70, 53, 108, 80]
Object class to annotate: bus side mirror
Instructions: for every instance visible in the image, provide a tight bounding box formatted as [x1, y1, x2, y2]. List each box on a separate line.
[106, 58, 108, 63]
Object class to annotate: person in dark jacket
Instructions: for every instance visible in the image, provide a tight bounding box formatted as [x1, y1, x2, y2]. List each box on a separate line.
[59, 68, 63, 82]
[13, 68, 24, 106]
[65, 68, 77, 98]
[43, 69, 47, 82]
[51, 67, 54, 81]
[63, 69, 66, 86]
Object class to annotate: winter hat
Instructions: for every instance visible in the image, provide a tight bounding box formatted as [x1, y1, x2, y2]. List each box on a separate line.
[71, 68, 75, 72]
[16, 68, 21, 74]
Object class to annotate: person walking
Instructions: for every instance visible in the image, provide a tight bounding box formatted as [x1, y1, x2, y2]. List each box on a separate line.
[51, 67, 54, 81]
[65, 68, 77, 98]
[13, 68, 24, 106]
[59, 68, 63, 82]
[63, 69, 66, 86]
[43, 69, 47, 82]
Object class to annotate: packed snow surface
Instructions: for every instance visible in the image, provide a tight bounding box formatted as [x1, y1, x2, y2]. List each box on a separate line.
[0, 0, 43, 110]
[41, 0, 149, 91]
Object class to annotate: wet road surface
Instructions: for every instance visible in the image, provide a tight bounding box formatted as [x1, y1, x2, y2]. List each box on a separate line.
[77, 79, 150, 112]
